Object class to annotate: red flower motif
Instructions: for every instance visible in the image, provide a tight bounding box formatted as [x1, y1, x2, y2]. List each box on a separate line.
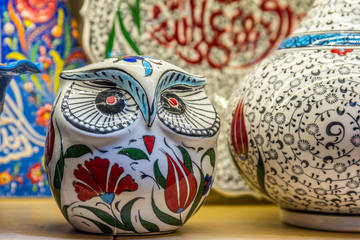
[15, 0, 57, 23]
[26, 163, 44, 184]
[35, 103, 52, 127]
[231, 98, 248, 160]
[44, 115, 55, 165]
[165, 153, 197, 213]
[331, 49, 353, 56]
[73, 157, 138, 203]
[0, 171, 12, 186]
[38, 46, 53, 70]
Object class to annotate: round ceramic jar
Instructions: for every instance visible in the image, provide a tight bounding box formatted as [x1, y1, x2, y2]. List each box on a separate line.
[45, 56, 220, 235]
[229, 0, 360, 232]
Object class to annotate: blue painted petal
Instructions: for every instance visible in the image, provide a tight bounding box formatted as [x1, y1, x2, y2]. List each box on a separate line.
[100, 192, 115, 205]
[143, 56, 157, 59]
[0, 60, 43, 76]
[350, 102, 356, 107]
[142, 59, 152, 76]
[131, 56, 144, 60]
[123, 57, 137, 62]
[0, 60, 43, 114]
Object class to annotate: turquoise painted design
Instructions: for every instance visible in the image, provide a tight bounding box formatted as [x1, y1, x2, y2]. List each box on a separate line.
[0, 60, 43, 113]
[60, 67, 151, 125]
[0, 60, 43, 75]
[142, 59, 152, 76]
[0, 0, 87, 197]
[60, 56, 207, 127]
[278, 33, 360, 49]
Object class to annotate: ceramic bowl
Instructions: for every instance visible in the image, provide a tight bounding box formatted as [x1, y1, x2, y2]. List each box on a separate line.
[44, 56, 220, 235]
[228, 0, 360, 232]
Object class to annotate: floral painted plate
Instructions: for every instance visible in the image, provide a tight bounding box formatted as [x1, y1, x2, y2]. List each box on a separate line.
[80, 0, 313, 196]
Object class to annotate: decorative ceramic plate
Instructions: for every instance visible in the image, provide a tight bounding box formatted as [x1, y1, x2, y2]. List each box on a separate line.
[80, 0, 313, 196]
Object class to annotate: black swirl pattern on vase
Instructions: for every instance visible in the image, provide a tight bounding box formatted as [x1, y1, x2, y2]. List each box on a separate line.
[229, 48, 360, 214]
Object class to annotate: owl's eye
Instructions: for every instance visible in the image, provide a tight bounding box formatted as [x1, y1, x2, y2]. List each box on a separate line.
[62, 81, 138, 134]
[160, 92, 186, 115]
[157, 85, 220, 137]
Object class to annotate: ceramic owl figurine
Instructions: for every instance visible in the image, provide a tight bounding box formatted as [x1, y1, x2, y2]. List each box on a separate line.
[44, 56, 220, 235]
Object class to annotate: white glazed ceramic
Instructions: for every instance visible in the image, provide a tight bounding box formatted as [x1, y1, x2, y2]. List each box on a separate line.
[44, 56, 220, 235]
[79, 0, 314, 196]
[228, 0, 360, 231]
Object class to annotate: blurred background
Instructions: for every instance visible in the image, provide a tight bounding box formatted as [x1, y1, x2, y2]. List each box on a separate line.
[0, 0, 312, 205]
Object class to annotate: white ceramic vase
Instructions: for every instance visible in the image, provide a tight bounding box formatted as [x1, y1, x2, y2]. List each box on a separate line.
[229, 0, 360, 232]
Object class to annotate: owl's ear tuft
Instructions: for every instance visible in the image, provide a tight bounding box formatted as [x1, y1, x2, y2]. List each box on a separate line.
[157, 70, 206, 88]
[60, 72, 84, 80]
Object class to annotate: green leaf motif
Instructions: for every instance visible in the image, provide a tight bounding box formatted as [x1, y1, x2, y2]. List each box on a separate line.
[120, 197, 142, 232]
[151, 189, 182, 226]
[257, 151, 270, 198]
[184, 165, 205, 223]
[52, 126, 64, 207]
[53, 155, 64, 190]
[78, 205, 127, 230]
[178, 146, 193, 173]
[51, 187, 61, 208]
[75, 215, 113, 234]
[61, 205, 70, 222]
[201, 148, 216, 168]
[64, 16, 72, 60]
[118, 148, 149, 161]
[233, 161, 256, 193]
[105, 22, 116, 58]
[127, 0, 141, 35]
[64, 144, 93, 159]
[154, 160, 166, 189]
[117, 9, 142, 55]
[139, 211, 160, 232]
[30, 41, 41, 61]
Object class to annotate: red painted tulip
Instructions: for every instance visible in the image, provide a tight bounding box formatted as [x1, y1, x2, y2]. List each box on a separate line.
[164, 153, 197, 213]
[45, 116, 55, 164]
[231, 98, 248, 160]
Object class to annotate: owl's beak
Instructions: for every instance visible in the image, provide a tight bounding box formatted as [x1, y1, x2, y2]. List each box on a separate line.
[143, 135, 155, 154]
[146, 108, 157, 127]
